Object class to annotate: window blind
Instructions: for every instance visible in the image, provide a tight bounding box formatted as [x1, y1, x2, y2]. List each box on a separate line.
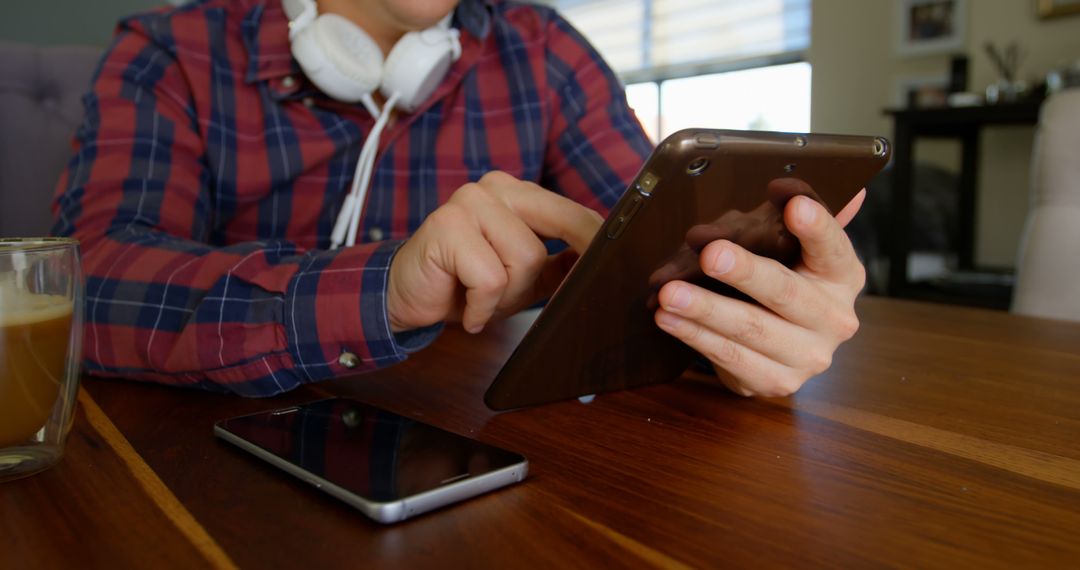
[550, 0, 811, 81]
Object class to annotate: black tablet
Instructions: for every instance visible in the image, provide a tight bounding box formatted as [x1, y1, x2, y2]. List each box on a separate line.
[484, 129, 890, 411]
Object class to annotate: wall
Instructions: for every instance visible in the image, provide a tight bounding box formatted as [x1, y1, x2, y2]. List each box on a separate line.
[0, 0, 167, 46]
[810, 0, 1080, 267]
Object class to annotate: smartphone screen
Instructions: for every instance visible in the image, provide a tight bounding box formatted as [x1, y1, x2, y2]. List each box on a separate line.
[215, 398, 527, 523]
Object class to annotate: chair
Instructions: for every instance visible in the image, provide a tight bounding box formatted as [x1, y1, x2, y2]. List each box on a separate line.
[1011, 88, 1080, 321]
[0, 41, 102, 237]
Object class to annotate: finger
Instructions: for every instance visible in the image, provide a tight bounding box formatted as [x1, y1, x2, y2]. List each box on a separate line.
[656, 280, 827, 370]
[765, 177, 865, 229]
[476, 171, 603, 254]
[699, 239, 826, 328]
[469, 197, 550, 310]
[654, 309, 805, 398]
[834, 189, 866, 228]
[783, 195, 863, 286]
[449, 228, 508, 334]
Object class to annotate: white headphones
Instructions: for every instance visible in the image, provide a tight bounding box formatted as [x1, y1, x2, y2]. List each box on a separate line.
[283, 0, 462, 113]
[281, 0, 462, 248]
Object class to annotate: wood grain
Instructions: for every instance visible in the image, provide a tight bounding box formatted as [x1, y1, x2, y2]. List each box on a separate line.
[0, 391, 233, 569]
[77, 389, 238, 569]
[7, 296, 1079, 568]
[783, 399, 1080, 490]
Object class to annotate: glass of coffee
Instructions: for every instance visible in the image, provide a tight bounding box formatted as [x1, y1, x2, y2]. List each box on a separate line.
[0, 238, 83, 482]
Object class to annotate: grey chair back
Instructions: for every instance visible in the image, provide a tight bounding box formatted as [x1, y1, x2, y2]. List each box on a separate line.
[0, 41, 102, 237]
[1012, 88, 1080, 321]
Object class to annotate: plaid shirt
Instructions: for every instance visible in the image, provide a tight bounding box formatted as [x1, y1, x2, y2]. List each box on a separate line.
[53, 0, 652, 396]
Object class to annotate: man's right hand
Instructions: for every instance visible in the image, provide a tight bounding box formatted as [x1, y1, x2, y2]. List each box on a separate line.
[386, 171, 603, 334]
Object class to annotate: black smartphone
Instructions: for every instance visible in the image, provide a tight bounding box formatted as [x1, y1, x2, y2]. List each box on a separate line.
[484, 129, 891, 411]
[214, 398, 528, 524]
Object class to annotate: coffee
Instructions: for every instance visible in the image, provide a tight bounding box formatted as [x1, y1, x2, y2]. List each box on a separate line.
[0, 288, 73, 448]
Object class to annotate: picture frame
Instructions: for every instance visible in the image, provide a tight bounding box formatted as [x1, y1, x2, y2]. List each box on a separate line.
[895, 0, 967, 57]
[1037, 0, 1080, 19]
[894, 75, 951, 108]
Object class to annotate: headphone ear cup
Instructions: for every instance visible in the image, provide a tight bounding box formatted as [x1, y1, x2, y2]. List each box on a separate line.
[381, 27, 459, 112]
[291, 13, 384, 103]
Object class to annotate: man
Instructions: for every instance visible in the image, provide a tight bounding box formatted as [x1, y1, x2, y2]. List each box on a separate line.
[53, 0, 865, 398]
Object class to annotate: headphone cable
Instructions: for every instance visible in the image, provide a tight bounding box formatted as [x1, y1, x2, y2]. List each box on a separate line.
[330, 91, 401, 249]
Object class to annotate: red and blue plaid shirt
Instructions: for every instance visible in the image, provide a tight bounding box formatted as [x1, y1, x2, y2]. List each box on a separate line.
[53, 0, 652, 396]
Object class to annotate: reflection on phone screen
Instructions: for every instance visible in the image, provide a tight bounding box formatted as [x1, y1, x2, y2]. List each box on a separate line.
[219, 399, 522, 501]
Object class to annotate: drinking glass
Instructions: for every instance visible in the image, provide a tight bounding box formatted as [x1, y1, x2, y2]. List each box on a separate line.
[0, 238, 83, 482]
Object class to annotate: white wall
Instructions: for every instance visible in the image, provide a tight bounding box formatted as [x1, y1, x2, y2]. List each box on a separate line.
[810, 0, 1080, 267]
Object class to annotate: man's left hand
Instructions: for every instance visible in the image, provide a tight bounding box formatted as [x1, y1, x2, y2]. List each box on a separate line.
[653, 186, 868, 397]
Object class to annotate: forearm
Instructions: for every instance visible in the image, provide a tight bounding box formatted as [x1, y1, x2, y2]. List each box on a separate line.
[67, 221, 412, 396]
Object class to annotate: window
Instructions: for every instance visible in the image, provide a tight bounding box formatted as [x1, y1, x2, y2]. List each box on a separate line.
[629, 62, 811, 141]
[623, 82, 660, 142]
[551, 0, 812, 143]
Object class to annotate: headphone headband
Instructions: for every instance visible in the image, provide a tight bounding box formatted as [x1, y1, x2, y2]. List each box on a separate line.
[283, 0, 460, 110]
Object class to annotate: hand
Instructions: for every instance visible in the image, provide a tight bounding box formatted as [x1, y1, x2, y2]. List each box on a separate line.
[653, 179, 867, 397]
[645, 199, 794, 311]
[387, 171, 603, 334]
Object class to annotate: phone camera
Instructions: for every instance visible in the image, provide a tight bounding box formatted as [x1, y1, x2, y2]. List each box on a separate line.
[686, 157, 710, 176]
[342, 408, 361, 428]
[784, 163, 796, 173]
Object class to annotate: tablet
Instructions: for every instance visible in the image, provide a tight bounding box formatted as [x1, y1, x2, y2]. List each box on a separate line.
[484, 129, 891, 411]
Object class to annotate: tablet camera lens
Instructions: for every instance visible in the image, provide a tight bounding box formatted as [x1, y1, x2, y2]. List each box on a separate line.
[784, 163, 796, 173]
[686, 157, 709, 176]
[874, 138, 889, 157]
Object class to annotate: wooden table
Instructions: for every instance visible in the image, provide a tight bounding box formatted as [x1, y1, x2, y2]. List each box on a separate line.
[3, 297, 1079, 568]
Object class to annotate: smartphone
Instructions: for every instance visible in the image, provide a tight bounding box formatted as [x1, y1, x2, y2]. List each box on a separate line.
[484, 129, 891, 411]
[214, 398, 528, 524]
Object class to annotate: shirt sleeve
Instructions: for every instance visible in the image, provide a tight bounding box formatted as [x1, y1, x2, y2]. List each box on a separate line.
[539, 10, 655, 217]
[51, 23, 418, 397]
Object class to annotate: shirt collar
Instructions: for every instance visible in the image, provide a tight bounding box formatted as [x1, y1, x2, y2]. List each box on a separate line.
[242, 0, 494, 85]
[455, 0, 493, 39]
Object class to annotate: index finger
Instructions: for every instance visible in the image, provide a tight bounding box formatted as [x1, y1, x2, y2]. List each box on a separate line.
[479, 171, 604, 253]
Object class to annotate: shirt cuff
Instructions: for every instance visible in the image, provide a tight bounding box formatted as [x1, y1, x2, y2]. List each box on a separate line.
[393, 323, 445, 353]
[284, 240, 412, 382]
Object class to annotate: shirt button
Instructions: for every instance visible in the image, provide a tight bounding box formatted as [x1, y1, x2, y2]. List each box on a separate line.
[368, 227, 384, 241]
[338, 352, 360, 369]
[281, 75, 297, 89]
[302, 97, 315, 107]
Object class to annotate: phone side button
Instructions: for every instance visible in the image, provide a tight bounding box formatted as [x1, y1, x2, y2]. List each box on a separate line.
[694, 133, 719, 149]
[605, 216, 627, 239]
[609, 194, 645, 240]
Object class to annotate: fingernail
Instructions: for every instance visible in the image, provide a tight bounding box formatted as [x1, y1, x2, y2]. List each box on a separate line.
[667, 284, 691, 310]
[467, 324, 483, 334]
[711, 247, 735, 275]
[797, 197, 817, 224]
[656, 311, 682, 330]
